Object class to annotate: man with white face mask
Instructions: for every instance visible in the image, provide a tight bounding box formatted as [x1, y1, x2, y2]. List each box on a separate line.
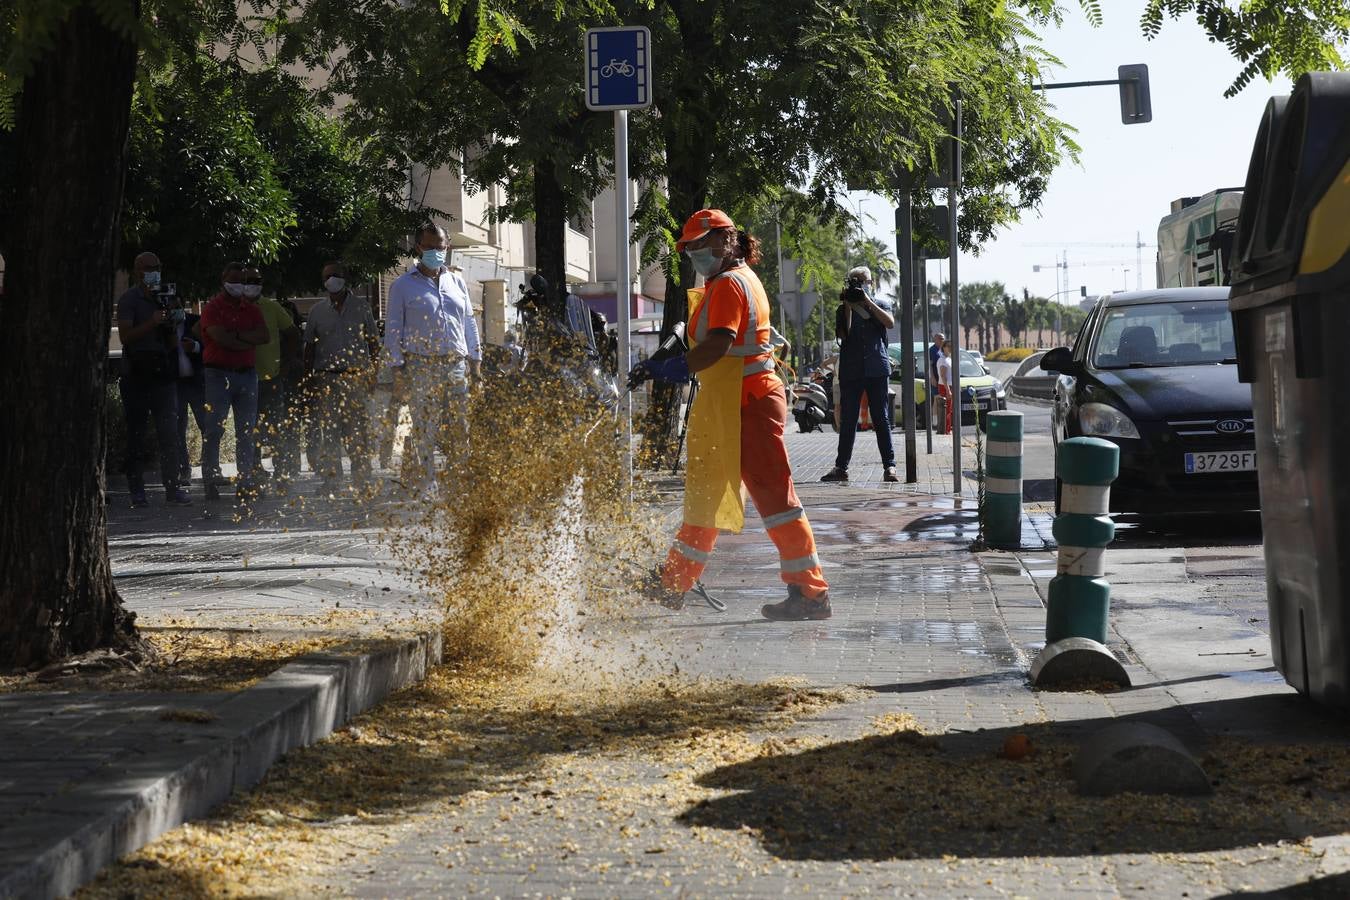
[303, 260, 380, 494]
[200, 261, 269, 505]
[383, 223, 481, 489]
[116, 250, 191, 507]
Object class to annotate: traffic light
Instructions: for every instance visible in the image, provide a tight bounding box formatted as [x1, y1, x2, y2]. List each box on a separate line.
[1118, 64, 1152, 125]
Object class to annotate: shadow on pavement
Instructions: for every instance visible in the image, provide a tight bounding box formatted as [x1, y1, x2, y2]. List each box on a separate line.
[1112, 511, 1263, 549]
[680, 697, 1350, 862]
[1215, 872, 1350, 898]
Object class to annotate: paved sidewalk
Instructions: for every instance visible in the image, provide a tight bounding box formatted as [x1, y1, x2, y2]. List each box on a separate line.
[0, 469, 442, 899]
[292, 466, 1350, 896]
[14, 437, 1350, 897]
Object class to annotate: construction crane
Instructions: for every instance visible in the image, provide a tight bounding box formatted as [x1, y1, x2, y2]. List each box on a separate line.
[1024, 233, 1157, 290]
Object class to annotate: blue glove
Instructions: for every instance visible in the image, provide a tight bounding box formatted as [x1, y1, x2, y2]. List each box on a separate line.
[642, 354, 691, 384]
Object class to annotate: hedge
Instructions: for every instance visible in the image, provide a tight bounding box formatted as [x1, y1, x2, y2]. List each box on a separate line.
[985, 347, 1039, 363]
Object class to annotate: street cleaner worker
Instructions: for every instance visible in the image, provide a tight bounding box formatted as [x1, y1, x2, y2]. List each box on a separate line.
[640, 209, 831, 621]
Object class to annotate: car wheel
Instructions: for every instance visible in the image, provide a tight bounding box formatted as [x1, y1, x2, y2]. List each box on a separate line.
[977, 415, 989, 433]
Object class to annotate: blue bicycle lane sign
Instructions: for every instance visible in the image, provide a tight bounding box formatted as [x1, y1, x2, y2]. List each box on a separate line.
[584, 26, 653, 111]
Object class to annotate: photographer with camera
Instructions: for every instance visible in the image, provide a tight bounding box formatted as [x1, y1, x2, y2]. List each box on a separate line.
[820, 265, 898, 484]
[115, 251, 192, 507]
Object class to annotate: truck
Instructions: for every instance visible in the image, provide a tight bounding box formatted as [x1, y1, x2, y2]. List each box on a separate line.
[1155, 188, 1244, 288]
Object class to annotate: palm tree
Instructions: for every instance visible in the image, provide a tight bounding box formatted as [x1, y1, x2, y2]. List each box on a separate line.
[1024, 294, 1050, 347]
[848, 236, 899, 290]
[960, 302, 983, 350]
[1003, 293, 1028, 347]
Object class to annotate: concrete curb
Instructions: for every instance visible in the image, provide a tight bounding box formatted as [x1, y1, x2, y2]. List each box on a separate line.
[0, 631, 443, 900]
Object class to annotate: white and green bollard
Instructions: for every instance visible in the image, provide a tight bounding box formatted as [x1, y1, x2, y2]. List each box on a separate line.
[1031, 436, 1130, 689]
[981, 411, 1024, 549]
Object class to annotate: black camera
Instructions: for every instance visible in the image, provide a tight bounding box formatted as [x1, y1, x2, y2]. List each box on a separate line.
[152, 283, 185, 328]
[841, 278, 869, 306]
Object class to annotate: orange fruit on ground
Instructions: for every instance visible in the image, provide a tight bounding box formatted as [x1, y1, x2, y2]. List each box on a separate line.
[1000, 733, 1034, 760]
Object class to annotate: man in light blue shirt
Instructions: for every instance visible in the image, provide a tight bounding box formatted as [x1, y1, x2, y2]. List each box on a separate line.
[384, 223, 482, 485]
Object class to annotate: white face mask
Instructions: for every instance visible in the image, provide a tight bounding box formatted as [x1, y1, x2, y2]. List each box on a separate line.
[687, 247, 721, 278]
[324, 276, 346, 294]
[242, 284, 262, 300]
[224, 282, 245, 298]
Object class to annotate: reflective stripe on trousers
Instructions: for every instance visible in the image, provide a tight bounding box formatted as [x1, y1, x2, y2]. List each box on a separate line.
[663, 385, 829, 597]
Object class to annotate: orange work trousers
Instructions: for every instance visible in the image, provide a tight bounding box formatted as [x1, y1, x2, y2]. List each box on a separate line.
[663, 385, 829, 598]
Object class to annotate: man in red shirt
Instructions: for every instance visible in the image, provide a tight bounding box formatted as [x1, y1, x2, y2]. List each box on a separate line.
[199, 261, 269, 503]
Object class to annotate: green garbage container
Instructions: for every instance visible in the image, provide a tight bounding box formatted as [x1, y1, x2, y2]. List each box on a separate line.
[1230, 72, 1350, 707]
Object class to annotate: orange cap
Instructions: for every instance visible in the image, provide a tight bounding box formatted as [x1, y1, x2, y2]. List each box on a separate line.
[675, 209, 736, 250]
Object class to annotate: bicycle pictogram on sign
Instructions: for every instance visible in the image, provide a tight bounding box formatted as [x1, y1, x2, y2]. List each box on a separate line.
[584, 26, 652, 111]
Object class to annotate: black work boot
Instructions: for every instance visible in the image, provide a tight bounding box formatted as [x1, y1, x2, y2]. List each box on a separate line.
[639, 568, 686, 610]
[820, 467, 848, 482]
[761, 585, 832, 621]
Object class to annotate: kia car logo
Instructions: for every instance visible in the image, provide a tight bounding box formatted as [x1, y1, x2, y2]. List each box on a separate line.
[1214, 418, 1246, 434]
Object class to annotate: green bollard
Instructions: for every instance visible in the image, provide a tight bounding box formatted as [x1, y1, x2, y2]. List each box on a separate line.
[1046, 437, 1119, 644]
[982, 411, 1024, 549]
[1031, 436, 1129, 689]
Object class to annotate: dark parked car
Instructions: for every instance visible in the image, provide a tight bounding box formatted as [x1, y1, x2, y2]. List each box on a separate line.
[1042, 287, 1258, 514]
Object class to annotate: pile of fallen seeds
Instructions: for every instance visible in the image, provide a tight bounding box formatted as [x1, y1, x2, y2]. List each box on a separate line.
[0, 620, 369, 694]
[80, 663, 1350, 898]
[78, 667, 854, 898]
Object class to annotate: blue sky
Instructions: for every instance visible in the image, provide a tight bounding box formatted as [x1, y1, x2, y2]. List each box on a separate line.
[855, 1, 1292, 305]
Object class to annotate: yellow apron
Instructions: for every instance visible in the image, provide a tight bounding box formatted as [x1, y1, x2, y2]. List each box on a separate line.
[682, 288, 744, 532]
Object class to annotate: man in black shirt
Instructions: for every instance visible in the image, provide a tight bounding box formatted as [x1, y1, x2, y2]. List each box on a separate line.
[821, 266, 899, 483]
[115, 251, 191, 507]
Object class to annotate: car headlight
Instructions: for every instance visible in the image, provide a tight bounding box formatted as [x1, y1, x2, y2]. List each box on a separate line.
[1078, 402, 1140, 439]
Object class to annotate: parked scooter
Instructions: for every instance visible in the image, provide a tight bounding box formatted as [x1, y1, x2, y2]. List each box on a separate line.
[515, 274, 619, 413]
[791, 365, 834, 433]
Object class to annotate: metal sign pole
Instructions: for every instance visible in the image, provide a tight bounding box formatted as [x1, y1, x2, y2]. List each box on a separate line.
[585, 24, 649, 488]
[896, 198, 917, 483]
[775, 214, 787, 338]
[614, 108, 633, 486]
[948, 95, 963, 495]
[819, 295, 826, 364]
[921, 255, 933, 453]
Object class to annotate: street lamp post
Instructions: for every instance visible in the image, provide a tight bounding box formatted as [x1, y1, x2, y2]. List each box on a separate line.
[1033, 256, 1068, 342]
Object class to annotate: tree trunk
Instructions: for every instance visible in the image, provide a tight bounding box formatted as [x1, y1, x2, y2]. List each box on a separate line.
[642, 177, 702, 468]
[0, 3, 143, 670]
[638, 4, 715, 468]
[532, 159, 568, 303]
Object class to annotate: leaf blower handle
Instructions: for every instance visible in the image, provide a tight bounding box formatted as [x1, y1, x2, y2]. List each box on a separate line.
[626, 323, 687, 391]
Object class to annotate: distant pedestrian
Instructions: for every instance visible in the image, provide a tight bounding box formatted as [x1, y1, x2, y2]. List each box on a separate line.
[200, 262, 269, 502]
[372, 321, 409, 471]
[116, 251, 192, 507]
[936, 340, 954, 435]
[928, 331, 945, 381]
[243, 267, 301, 487]
[304, 261, 380, 494]
[821, 266, 898, 484]
[173, 291, 210, 488]
[384, 223, 482, 488]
